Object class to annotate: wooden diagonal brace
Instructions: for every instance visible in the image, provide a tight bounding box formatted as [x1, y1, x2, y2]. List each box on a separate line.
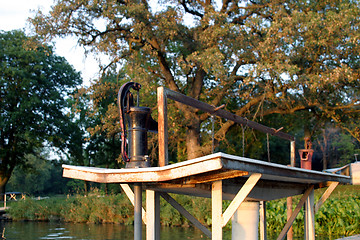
[160, 192, 212, 238]
[120, 184, 147, 224]
[315, 182, 339, 213]
[277, 185, 314, 240]
[221, 173, 262, 227]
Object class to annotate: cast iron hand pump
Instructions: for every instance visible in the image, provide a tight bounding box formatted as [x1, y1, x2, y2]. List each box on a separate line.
[117, 82, 157, 168]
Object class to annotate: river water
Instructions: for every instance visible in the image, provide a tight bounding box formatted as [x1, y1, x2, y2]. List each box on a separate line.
[0, 221, 342, 239]
[0, 221, 214, 240]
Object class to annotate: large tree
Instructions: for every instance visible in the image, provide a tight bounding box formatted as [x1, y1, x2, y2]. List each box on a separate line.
[0, 30, 81, 194]
[31, 0, 360, 161]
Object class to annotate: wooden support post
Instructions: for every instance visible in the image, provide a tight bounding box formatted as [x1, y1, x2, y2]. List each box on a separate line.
[287, 140, 295, 240]
[157, 87, 168, 167]
[305, 188, 315, 240]
[160, 192, 212, 238]
[315, 182, 339, 213]
[212, 180, 223, 240]
[287, 197, 293, 240]
[290, 140, 296, 167]
[259, 201, 267, 240]
[222, 173, 262, 227]
[277, 185, 314, 240]
[120, 184, 147, 224]
[146, 190, 160, 240]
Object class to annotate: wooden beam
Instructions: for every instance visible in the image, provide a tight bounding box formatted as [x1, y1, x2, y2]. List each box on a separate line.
[290, 140, 296, 167]
[157, 87, 168, 167]
[164, 87, 294, 141]
[160, 192, 212, 238]
[287, 197, 293, 240]
[222, 173, 262, 227]
[315, 182, 339, 213]
[120, 184, 147, 224]
[212, 180, 223, 240]
[277, 185, 314, 240]
[184, 170, 249, 184]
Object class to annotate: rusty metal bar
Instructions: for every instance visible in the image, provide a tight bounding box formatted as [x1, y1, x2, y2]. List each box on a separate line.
[162, 87, 294, 141]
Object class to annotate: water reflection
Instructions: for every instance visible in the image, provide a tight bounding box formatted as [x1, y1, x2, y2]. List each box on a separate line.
[0, 222, 339, 240]
[0, 222, 212, 240]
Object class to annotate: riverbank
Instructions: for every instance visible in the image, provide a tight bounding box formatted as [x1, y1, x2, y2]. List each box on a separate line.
[5, 185, 360, 238]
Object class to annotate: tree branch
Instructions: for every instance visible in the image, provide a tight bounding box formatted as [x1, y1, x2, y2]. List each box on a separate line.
[180, 0, 204, 18]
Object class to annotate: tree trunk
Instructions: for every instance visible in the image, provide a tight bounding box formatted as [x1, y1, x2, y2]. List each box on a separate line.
[185, 114, 202, 160]
[186, 127, 202, 160]
[0, 175, 9, 196]
[322, 129, 328, 170]
[84, 181, 90, 196]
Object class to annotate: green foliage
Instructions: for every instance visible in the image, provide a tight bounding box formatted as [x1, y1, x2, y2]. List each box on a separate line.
[7, 152, 52, 194]
[0, 29, 81, 193]
[6, 152, 70, 195]
[30, 0, 360, 163]
[9, 191, 134, 224]
[266, 186, 360, 239]
[7, 197, 63, 221]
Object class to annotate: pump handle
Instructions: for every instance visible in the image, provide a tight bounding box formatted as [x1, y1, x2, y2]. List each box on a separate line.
[118, 82, 141, 162]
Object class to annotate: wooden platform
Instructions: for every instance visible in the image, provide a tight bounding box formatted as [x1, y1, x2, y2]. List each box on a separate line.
[63, 152, 350, 201]
[62, 86, 354, 240]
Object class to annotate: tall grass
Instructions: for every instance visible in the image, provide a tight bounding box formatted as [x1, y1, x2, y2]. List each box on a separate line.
[8, 192, 134, 224]
[7, 186, 360, 238]
[266, 185, 360, 238]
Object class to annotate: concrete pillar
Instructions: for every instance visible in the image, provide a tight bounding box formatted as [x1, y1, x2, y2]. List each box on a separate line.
[232, 202, 259, 240]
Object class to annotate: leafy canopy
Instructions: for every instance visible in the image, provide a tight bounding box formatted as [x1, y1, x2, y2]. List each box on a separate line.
[30, 0, 360, 160]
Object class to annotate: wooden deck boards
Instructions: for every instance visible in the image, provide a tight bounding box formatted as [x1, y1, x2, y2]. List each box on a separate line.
[63, 152, 350, 201]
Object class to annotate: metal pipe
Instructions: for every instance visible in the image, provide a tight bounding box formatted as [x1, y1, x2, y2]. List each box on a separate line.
[134, 183, 142, 240]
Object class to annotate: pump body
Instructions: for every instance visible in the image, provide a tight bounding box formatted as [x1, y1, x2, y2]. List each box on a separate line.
[126, 106, 152, 168]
